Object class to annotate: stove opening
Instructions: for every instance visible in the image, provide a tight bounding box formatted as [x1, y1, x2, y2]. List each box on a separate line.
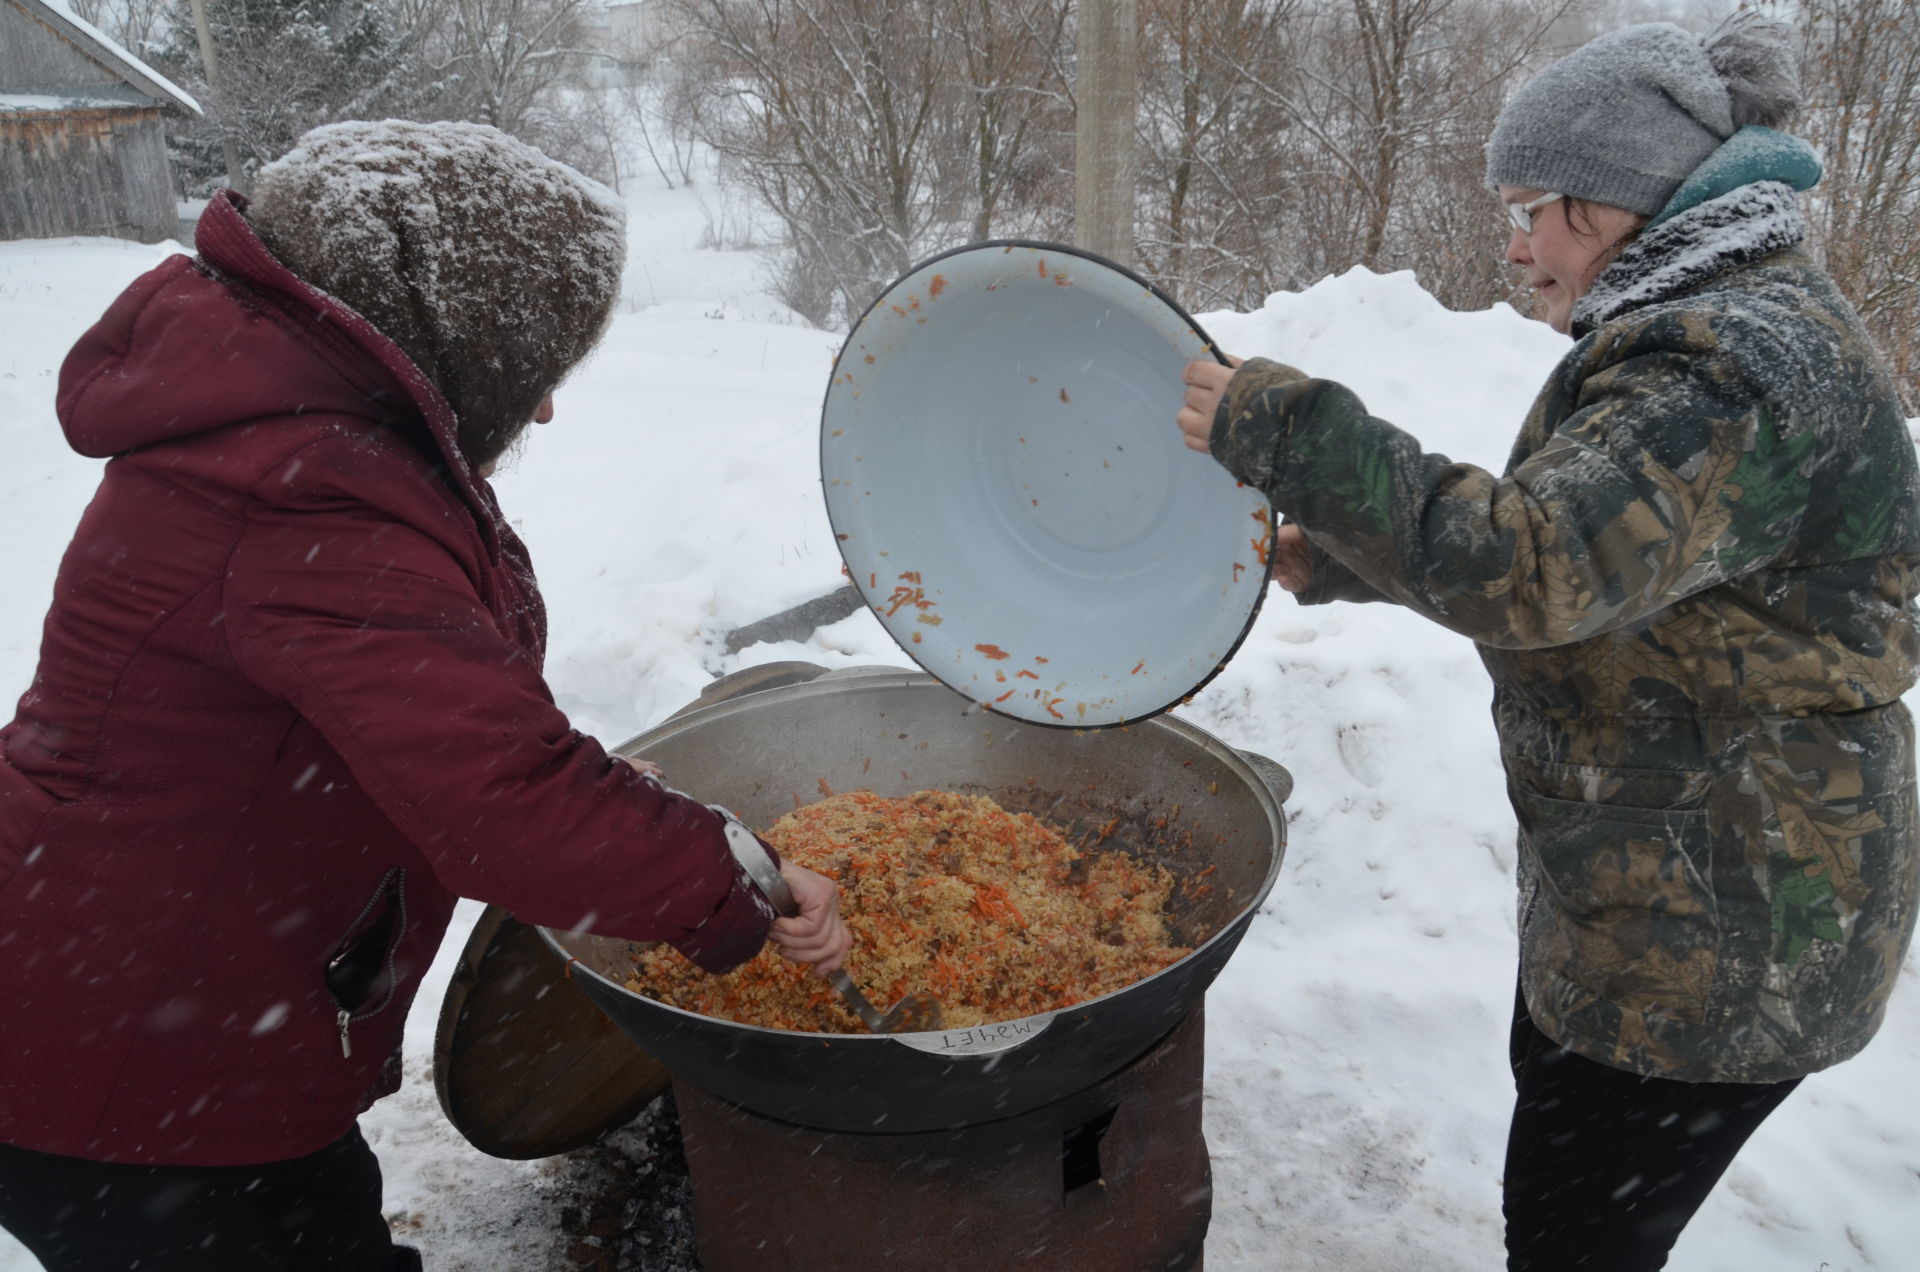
[1061, 1106, 1117, 1196]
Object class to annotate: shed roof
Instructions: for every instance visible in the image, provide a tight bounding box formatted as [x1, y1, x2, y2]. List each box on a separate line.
[8, 0, 201, 115]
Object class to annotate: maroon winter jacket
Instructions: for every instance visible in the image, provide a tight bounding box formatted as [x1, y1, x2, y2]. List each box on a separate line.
[0, 192, 774, 1166]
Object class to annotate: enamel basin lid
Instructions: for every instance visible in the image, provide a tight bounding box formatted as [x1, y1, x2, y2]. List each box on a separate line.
[821, 241, 1273, 728]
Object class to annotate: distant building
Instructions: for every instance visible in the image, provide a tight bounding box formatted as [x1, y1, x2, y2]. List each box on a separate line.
[588, 0, 674, 88]
[607, 0, 669, 54]
[0, 0, 200, 242]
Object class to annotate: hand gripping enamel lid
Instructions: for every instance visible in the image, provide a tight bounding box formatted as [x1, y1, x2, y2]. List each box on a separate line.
[822, 241, 1273, 728]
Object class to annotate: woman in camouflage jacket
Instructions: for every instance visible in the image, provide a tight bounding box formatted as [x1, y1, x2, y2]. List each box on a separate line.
[1177, 17, 1919, 1272]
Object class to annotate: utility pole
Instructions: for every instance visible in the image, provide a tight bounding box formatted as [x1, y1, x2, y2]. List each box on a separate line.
[185, 0, 247, 193]
[1074, 0, 1138, 268]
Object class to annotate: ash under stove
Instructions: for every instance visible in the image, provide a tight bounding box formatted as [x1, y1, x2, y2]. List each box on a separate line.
[555, 1096, 698, 1272]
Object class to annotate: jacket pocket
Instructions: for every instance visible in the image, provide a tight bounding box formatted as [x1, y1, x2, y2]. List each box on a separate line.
[324, 868, 407, 1057]
[1513, 783, 1720, 1024]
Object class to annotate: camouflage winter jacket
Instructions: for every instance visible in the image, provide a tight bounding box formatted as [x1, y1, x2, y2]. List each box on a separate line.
[1212, 179, 1920, 1083]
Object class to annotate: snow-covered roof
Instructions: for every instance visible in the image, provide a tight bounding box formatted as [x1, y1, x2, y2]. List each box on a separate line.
[0, 89, 144, 112]
[12, 0, 201, 116]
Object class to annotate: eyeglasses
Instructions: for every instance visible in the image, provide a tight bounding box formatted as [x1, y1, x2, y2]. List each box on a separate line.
[1506, 191, 1564, 233]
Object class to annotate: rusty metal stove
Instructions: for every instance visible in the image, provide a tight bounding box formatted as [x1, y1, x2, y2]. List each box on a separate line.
[673, 1008, 1209, 1272]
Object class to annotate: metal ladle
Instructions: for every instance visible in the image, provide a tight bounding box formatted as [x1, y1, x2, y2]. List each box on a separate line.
[720, 812, 945, 1034]
[821, 968, 943, 1034]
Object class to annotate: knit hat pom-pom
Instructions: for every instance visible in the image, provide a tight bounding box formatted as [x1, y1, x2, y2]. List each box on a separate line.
[1703, 12, 1802, 129]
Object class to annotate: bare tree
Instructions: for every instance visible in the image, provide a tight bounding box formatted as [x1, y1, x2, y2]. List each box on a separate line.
[1136, 0, 1575, 315]
[420, 0, 595, 138]
[665, 0, 1073, 326]
[1368, 0, 1581, 309]
[1788, 0, 1920, 410]
[1137, 0, 1301, 311]
[66, 0, 172, 57]
[603, 12, 705, 190]
[1250, 0, 1572, 299]
[668, 0, 942, 323]
[936, 0, 1075, 244]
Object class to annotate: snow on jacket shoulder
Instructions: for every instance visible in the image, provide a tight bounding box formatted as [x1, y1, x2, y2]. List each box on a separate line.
[0, 194, 773, 1165]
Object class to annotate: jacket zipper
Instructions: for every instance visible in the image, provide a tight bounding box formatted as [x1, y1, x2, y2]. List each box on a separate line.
[325, 868, 407, 1059]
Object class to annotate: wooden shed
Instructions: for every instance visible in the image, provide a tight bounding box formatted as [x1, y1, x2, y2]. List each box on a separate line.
[1, 0, 200, 242]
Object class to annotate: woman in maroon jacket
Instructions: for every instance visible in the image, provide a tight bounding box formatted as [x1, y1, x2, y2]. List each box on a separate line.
[0, 121, 848, 1270]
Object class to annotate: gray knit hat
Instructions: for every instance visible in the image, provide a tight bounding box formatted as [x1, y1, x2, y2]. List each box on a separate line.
[249, 120, 627, 468]
[1486, 16, 1802, 216]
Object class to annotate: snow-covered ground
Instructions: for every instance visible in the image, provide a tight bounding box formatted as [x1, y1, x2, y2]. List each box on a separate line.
[2, 163, 1917, 1271]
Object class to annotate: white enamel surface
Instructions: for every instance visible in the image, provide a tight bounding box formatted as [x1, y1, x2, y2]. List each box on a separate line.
[822, 244, 1272, 726]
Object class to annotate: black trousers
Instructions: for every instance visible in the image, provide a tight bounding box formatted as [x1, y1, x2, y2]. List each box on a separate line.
[1504, 988, 1801, 1271]
[0, 1127, 421, 1272]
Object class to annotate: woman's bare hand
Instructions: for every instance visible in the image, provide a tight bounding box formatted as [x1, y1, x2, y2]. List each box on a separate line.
[1272, 523, 1313, 592]
[1176, 355, 1244, 453]
[768, 861, 851, 974]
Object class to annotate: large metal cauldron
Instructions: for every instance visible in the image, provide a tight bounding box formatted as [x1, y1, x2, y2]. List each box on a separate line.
[539, 667, 1287, 1133]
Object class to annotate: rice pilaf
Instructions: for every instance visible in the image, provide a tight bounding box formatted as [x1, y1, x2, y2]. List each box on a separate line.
[623, 789, 1191, 1032]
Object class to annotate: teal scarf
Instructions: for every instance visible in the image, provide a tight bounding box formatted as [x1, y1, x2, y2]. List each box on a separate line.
[1649, 125, 1823, 228]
